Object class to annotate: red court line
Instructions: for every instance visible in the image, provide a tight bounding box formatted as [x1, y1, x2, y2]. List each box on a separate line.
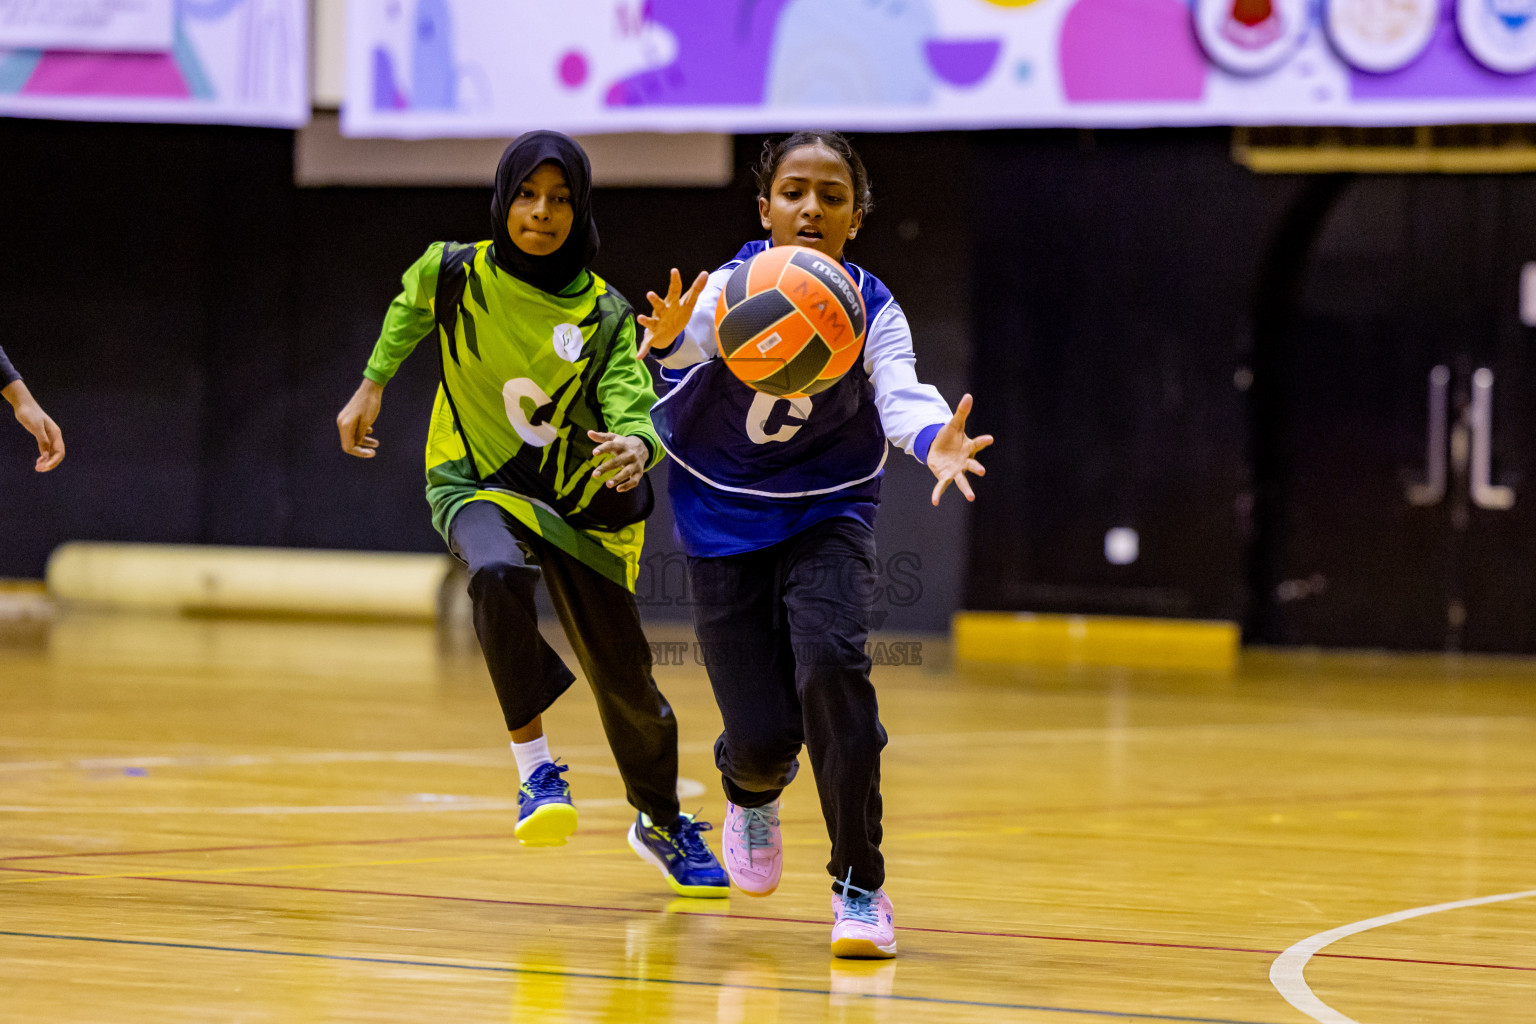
[0, 831, 527, 863]
[5, 782, 1534, 865]
[8, 866, 1528, 975]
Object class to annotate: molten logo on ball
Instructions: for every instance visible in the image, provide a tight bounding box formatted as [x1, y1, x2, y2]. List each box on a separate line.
[715, 245, 868, 399]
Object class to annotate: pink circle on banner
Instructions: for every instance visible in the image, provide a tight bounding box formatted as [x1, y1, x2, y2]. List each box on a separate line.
[558, 51, 589, 88]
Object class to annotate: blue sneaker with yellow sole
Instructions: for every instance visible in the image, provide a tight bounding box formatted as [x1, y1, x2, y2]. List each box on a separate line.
[628, 811, 729, 897]
[515, 762, 578, 847]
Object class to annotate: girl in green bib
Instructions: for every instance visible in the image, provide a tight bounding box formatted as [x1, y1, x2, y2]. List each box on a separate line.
[335, 132, 726, 896]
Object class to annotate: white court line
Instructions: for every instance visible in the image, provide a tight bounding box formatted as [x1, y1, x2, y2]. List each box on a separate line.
[0, 789, 707, 815]
[0, 746, 718, 773]
[0, 779, 706, 815]
[0, 798, 622, 815]
[1, 718, 1522, 773]
[1270, 889, 1536, 1023]
[891, 716, 1530, 749]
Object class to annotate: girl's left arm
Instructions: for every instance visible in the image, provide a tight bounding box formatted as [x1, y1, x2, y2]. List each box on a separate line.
[864, 302, 953, 459]
[864, 303, 993, 505]
[591, 315, 665, 491]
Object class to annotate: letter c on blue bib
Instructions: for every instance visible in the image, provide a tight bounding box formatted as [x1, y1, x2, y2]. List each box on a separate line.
[747, 392, 813, 444]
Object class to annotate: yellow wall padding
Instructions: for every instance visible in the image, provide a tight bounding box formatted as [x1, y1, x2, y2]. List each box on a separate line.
[46, 543, 453, 620]
[952, 611, 1240, 672]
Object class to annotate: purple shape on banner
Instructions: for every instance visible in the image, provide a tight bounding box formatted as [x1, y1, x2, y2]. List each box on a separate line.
[1350, 1, 1536, 97]
[605, 0, 795, 106]
[22, 51, 191, 98]
[924, 39, 1002, 87]
[373, 46, 408, 109]
[1059, 0, 1206, 102]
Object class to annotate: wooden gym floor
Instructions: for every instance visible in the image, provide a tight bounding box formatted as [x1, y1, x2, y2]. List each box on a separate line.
[1, 611, 1533, 1023]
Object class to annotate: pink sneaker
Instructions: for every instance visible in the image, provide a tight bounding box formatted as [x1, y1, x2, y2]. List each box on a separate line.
[830, 883, 896, 959]
[722, 800, 782, 897]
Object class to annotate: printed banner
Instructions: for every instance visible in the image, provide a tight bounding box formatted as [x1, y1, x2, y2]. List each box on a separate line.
[0, 0, 175, 52]
[342, 0, 1536, 138]
[0, 0, 308, 127]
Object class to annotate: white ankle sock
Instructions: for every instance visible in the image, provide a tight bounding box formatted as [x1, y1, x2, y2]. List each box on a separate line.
[511, 736, 553, 783]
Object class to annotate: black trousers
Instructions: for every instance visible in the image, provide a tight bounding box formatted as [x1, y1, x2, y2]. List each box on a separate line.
[448, 499, 680, 826]
[688, 516, 887, 894]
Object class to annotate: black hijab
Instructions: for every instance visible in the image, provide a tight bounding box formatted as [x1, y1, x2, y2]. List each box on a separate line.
[489, 131, 599, 294]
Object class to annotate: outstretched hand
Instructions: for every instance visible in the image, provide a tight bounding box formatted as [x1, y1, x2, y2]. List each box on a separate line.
[337, 378, 384, 458]
[588, 430, 649, 493]
[635, 268, 708, 360]
[925, 394, 993, 506]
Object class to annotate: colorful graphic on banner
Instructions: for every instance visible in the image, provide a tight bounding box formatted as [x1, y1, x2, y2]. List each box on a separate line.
[1195, 0, 1311, 74]
[1327, 0, 1439, 71]
[0, 0, 307, 126]
[1457, 0, 1536, 72]
[342, 0, 1536, 138]
[0, 0, 175, 52]
[1058, 0, 1207, 102]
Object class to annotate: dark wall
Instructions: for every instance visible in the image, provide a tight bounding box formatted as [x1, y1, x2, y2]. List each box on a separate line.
[15, 120, 1534, 647]
[966, 130, 1302, 623]
[0, 122, 298, 560]
[0, 123, 973, 630]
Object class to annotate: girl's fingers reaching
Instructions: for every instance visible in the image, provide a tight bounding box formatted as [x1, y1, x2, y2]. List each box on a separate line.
[638, 270, 709, 361]
[929, 461, 980, 505]
[969, 434, 994, 453]
[948, 393, 974, 431]
[635, 329, 657, 360]
[682, 270, 708, 308]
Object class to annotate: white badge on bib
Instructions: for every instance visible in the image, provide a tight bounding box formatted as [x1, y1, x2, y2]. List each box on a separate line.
[552, 323, 584, 363]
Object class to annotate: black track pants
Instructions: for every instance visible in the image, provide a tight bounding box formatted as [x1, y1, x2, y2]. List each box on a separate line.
[449, 499, 681, 826]
[688, 517, 887, 894]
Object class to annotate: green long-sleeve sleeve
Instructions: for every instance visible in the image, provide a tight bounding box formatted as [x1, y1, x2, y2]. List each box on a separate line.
[597, 315, 664, 469]
[363, 243, 443, 386]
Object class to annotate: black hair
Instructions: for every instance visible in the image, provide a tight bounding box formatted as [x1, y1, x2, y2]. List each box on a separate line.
[754, 131, 873, 219]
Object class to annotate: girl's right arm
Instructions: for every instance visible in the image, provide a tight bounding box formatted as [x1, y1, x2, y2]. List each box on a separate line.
[337, 244, 444, 458]
[638, 267, 724, 368]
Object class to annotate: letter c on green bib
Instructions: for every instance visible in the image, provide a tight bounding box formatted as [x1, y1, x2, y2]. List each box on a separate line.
[502, 377, 559, 448]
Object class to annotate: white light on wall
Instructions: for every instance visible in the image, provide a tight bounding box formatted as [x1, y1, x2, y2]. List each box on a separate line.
[1521, 262, 1536, 328]
[1105, 527, 1139, 566]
